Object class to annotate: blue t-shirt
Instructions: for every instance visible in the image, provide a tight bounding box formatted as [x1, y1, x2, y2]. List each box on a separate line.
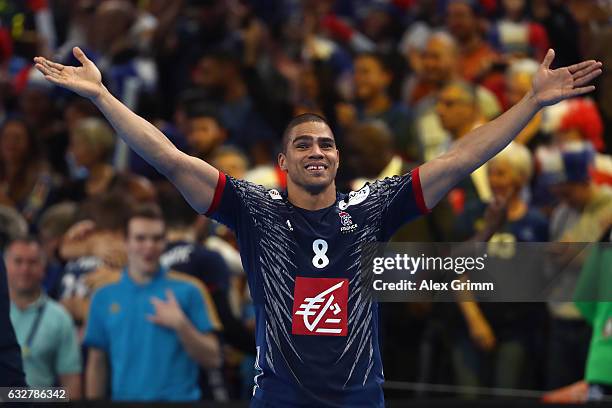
[83, 266, 220, 401]
[206, 169, 428, 407]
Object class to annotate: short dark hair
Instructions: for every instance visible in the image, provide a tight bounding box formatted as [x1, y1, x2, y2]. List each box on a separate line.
[185, 103, 224, 128]
[281, 113, 331, 153]
[4, 236, 44, 261]
[126, 204, 165, 237]
[79, 192, 134, 233]
[355, 52, 392, 73]
[157, 183, 198, 228]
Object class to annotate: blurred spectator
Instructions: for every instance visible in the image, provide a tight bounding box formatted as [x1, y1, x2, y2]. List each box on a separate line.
[455, 142, 548, 241]
[553, 98, 612, 186]
[190, 51, 274, 164]
[453, 143, 548, 390]
[436, 80, 492, 212]
[37, 202, 79, 299]
[405, 31, 501, 161]
[210, 146, 249, 180]
[59, 117, 156, 203]
[64, 98, 100, 134]
[158, 184, 252, 399]
[504, 58, 544, 147]
[0, 205, 27, 387]
[338, 52, 417, 160]
[546, 142, 612, 243]
[6, 237, 81, 397]
[158, 184, 251, 353]
[185, 104, 228, 161]
[83, 205, 221, 401]
[58, 193, 132, 325]
[538, 141, 612, 389]
[488, 0, 550, 61]
[17, 84, 67, 174]
[0, 117, 56, 225]
[445, 0, 499, 82]
[530, 0, 581, 68]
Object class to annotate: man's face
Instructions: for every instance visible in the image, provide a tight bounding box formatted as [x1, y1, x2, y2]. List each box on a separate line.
[279, 122, 339, 194]
[212, 152, 247, 179]
[5, 242, 45, 295]
[488, 159, 521, 200]
[354, 56, 391, 101]
[187, 117, 226, 157]
[436, 85, 478, 137]
[192, 57, 225, 92]
[446, 2, 477, 41]
[0, 122, 29, 165]
[126, 218, 166, 275]
[421, 38, 457, 84]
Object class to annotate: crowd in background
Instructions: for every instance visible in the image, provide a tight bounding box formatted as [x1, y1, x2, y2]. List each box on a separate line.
[1, 0, 612, 402]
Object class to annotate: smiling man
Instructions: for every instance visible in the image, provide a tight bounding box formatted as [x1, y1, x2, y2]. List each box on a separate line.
[34, 47, 601, 407]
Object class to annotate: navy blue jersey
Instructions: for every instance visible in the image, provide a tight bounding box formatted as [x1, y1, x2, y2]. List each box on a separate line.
[160, 240, 230, 293]
[59, 256, 103, 300]
[206, 169, 428, 407]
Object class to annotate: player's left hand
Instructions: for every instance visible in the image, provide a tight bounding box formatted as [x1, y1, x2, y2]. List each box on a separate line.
[532, 49, 602, 107]
[148, 289, 187, 330]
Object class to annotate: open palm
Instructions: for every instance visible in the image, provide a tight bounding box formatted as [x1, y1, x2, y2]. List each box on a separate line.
[533, 49, 602, 107]
[34, 47, 103, 99]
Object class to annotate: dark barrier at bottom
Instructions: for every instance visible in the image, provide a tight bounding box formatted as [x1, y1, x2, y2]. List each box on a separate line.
[28, 399, 612, 407]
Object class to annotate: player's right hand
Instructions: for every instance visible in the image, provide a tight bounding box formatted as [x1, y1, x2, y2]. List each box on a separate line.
[34, 47, 104, 99]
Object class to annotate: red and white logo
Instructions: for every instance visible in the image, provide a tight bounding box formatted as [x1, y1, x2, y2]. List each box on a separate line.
[292, 277, 348, 336]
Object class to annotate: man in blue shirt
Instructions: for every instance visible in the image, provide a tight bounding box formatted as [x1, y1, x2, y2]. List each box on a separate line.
[83, 205, 222, 401]
[36, 47, 601, 407]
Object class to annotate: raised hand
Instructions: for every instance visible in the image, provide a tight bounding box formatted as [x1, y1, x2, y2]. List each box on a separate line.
[33, 47, 103, 99]
[147, 290, 187, 331]
[532, 49, 602, 107]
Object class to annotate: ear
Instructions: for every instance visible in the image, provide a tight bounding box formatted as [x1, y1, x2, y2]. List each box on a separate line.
[336, 149, 340, 169]
[278, 152, 288, 172]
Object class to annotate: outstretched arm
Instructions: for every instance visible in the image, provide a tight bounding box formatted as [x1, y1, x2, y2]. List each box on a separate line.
[419, 49, 602, 210]
[34, 47, 219, 213]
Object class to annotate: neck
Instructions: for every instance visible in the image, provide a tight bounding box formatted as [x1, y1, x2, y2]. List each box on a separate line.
[128, 264, 158, 284]
[10, 288, 42, 310]
[287, 180, 337, 210]
[364, 93, 391, 115]
[166, 228, 195, 242]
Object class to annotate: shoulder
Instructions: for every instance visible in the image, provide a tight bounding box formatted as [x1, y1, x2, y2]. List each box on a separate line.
[225, 175, 284, 206]
[166, 270, 210, 299]
[90, 275, 123, 303]
[338, 182, 373, 210]
[44, 299, 77, 332]
[45, 299, 73, 322]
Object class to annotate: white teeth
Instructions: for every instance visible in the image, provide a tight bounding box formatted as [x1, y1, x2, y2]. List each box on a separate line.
[307, 165, 324, 170]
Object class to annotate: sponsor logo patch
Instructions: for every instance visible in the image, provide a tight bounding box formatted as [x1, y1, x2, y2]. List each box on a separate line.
[338, 211, 358, 233]
[339, 184, 370, 210]
[292, 277, 348, 336]
[268, 189, 282, 200]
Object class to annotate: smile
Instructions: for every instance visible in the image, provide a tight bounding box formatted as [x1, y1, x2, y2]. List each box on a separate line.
[305, 163, 328, 171]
